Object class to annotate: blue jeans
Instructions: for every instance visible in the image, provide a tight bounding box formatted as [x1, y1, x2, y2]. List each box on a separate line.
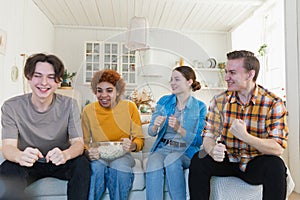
[146, 143, 190, 200]
[88, 153, 135, 200]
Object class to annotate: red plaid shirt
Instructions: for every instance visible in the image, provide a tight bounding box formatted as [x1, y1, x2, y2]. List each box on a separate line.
[203, 84, 288, 171]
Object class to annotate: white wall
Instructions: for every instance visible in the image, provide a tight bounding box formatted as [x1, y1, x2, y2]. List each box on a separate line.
[54, 26, 230, 108]
[0, 0, 54, 132]
[231, 0, 285, 99]
[285, 0, 300, 193]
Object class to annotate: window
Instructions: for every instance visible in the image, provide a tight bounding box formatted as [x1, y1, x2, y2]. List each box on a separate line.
[84, 41, 136, 85]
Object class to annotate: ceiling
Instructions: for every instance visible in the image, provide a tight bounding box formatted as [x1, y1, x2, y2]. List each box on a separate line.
[32, 0, 268, 32]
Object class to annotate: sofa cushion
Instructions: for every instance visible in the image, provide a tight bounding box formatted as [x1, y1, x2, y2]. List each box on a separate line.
[25, 177, 67, 197]
[142, 124, 156, 154]
[210, 176, 262, 200]
[26, 157, 144, 197]
[0, 152, 144, 197]
[131, 158, 145, 191]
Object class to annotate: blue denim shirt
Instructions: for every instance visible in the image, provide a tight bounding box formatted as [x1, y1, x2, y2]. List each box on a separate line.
[148, 94, 207, 158]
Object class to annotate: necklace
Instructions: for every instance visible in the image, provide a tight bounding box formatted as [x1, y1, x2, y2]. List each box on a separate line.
[176, 98, 188, 111]
[176, 103, 186, 112]
[175, 106, 184, 112]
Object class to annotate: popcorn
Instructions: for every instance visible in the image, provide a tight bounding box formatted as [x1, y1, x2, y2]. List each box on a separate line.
[96, 142, 126, 161]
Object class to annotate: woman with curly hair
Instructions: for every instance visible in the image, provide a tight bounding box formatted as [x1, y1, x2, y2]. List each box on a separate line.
[81, 69, 144, 200]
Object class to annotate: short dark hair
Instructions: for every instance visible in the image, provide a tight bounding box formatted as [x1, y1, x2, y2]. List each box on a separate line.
[174, 66, 201, 92]
[227, 50, 260, 81]
[24, 53, 64, 83]
[91, 69, 126, 102]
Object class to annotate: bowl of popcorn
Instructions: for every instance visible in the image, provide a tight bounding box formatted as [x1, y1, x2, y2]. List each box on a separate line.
[95, 141, 126, 161]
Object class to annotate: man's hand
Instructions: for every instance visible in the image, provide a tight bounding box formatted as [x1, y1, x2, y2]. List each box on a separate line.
[230, 119, 248, 141]
[18, 147, 43, 167]
[46, 147, 67, 166]
[209, 143, 227, 162]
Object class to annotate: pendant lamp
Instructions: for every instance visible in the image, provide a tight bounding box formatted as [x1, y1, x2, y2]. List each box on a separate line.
[126, 16, 150, 51]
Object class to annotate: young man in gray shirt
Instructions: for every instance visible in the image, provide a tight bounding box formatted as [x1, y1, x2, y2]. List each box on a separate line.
[1, 53, 90, 199]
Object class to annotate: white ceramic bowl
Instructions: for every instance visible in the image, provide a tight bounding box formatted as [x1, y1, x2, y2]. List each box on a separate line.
[95, 142, 126, 160]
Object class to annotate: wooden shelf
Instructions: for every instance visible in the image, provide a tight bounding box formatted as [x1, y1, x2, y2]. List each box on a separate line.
[195, 68, 221, 71]
[140, 74, 162, 77]
[202, 87, 226, 90]
[59, 86, 73, 90]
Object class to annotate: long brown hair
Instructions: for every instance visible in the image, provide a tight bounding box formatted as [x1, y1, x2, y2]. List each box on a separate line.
[174, 66, 201, 91]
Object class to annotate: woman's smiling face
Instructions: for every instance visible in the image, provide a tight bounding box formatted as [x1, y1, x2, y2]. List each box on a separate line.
[96, 81, 117, 108]
[170, 70, 191, 95]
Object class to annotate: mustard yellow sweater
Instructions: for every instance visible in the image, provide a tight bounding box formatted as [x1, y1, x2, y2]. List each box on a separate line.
[81, 100, 144, 151]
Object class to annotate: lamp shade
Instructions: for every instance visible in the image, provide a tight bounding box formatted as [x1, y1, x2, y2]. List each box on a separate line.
[126, 16, 149, 51]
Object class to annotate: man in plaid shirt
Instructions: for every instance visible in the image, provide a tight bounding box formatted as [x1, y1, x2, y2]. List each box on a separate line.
[188, 50, 288, 200]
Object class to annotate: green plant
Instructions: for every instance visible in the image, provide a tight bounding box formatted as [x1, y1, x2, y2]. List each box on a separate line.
[258, 44, 267, 56]
[62, 70, 77, 81]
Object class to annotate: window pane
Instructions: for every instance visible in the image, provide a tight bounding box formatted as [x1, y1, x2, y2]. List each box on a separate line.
[112, 55, 118, 63]
[112, 44, 118, 54]
[86, 43, 92, 53]
[86, 63, 92, 71]
[123, 73, 128, 82]
[94, 64, 99, 71]
[130, 56, 135, 63]
[122, 56, 128, 63]
[129, 73, 135, 83]
[105, 44, 111, 53]
[122, 64, 128, 71]
[86, 55, 92, 62]
[94, 55, 99, 62]
[86, 72, 92, 82]
[104, 55, 111, 62]
[94, 43, 100, 53]
[112, 64, 118, 71]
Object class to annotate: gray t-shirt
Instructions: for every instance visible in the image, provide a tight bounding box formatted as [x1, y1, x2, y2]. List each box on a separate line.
[1, 93, 82, 156]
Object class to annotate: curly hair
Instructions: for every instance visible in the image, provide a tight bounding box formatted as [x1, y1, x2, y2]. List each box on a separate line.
[91, 69, 126, 102]
[174, 66, 201, 92]
[24, 53, 64, 83]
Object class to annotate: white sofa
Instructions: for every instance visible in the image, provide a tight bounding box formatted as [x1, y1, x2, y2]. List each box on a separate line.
[0, 123, 295, 199]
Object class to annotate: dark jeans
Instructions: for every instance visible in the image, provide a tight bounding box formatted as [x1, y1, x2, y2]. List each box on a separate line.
[0, 155, 91, 200]
[188, 153, 287, 200]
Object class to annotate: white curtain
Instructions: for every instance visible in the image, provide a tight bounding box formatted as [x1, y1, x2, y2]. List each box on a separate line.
[285, 0, 300, 193]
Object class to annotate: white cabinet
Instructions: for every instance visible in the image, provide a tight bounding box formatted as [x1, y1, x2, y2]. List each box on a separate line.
[121, 44, 137, 84]
[103, 42, 119, 71]
[85, 42, 100, 83]
[84, 42, 137, 85]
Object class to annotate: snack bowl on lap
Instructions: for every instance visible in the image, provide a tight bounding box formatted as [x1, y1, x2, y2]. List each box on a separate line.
[96, 141, 126, 160]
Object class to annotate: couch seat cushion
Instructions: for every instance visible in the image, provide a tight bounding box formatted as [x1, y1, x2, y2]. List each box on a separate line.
[25, 177, 67, 197]
[131, 158, 145, 191]
[210, 176, 262, 200]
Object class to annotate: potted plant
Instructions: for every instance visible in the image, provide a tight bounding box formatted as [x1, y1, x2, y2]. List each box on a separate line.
[258, 44, 267, 56]
[61, 70, 77, 87]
